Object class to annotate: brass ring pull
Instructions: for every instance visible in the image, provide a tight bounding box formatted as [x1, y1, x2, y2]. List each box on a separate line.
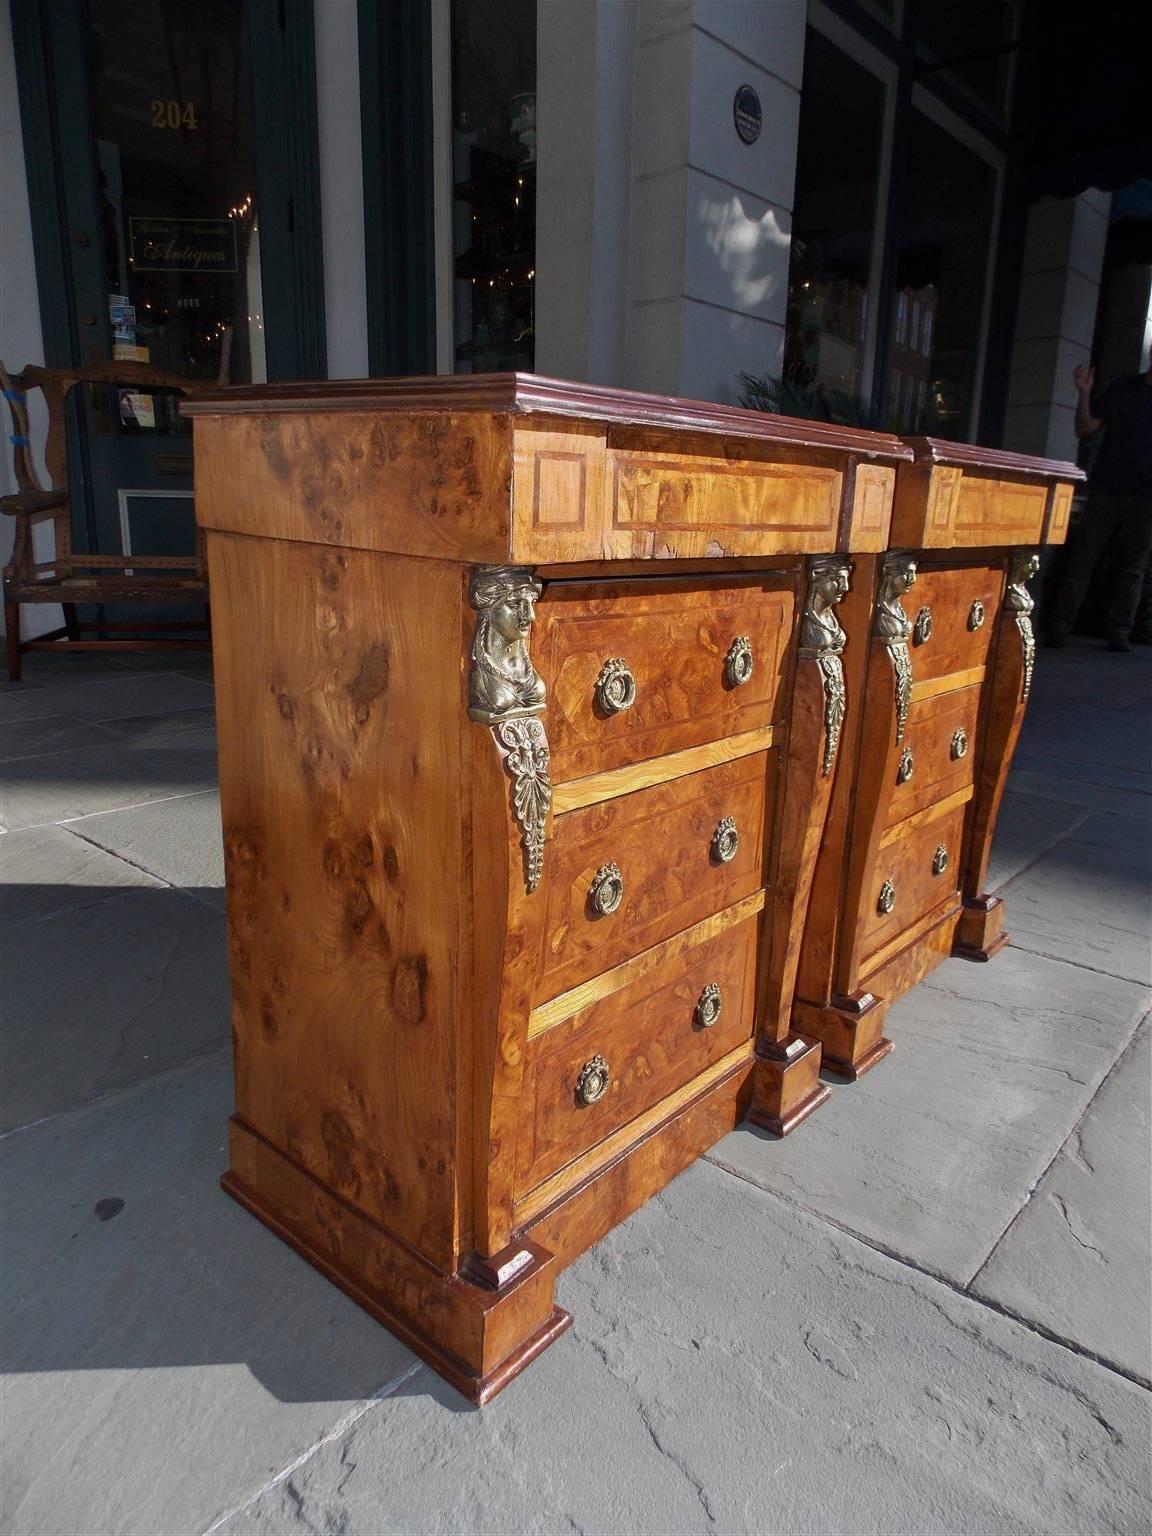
[897, 746, 915, 784]
[912, 607, 933, 645]
[575, 1054, 610, 1105]
[968, 600, 986, 631]
[711, 816, 739, 864]
[589, 862, 624, 916]
[695, 983, 723, 1028]
[725, 636, 754, 687]
[595, 657, 636, 715]
[877, 879, 896, 916]
[933, 844, 950, 877]
[951, 727, 969, 760]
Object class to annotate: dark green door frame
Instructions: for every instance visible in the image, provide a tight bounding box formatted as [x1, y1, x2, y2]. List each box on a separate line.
[358, 0, 436, 376]
[10, 0, 327, 383]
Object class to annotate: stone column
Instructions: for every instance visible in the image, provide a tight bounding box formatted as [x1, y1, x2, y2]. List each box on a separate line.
[1002, 189, 1111, 462]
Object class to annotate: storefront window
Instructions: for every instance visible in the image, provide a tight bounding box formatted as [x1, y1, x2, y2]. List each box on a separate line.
[450, 0, 536, 372]
[891, 111, 996, 437]
[784, 30, 885, 405]
[910, 0, 1017, 118]
[86, 0, 262, 389]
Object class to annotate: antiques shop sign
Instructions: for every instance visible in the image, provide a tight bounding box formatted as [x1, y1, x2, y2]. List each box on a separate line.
[130, 217, 237, 274]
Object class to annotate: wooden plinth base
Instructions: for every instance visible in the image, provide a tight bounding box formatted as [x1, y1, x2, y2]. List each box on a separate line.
[820, 1035, 895, 1082]
[747, 1034, 830, 1135]
[223, 1118, 570, 1405]
[792, 991, 892, 1081]
[953, 895, 1010, 963]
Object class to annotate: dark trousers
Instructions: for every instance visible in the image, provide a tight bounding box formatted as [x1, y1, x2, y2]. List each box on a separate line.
[1049, 493, 1152, 639]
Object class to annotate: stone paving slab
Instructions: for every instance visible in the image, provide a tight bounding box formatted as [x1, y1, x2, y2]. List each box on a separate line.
[0, 733, 218, 830]
[1, 886, 230, 1130]
[0, 1058, 417, 1536]
[1012, 751, 1151, 796]
[1030, 643, 1152, 712]
[70, 791, 226, 908]
[0, 823, 165, 927]
[0, 714, 122, 763]
[3, 652, 198, 687]
[0, 691, 53, 724]
[1017, 698, 1152, 773]
[997, 811, 1152, 985]
[1007, 766, 1150, 819]
[708, 947, 1150, 1285]
[3, 672, 214, 724]
[972, 1018, 1152, 1384]
[218, 1158, 1150, 1536]
[94, 705, 218, 741]
[985, 788, 1087, 892]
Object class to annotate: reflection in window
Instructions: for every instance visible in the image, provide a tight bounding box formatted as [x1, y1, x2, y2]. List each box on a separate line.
[451, 0, 536, 372]
[86, 0, 261, 388]
[909, 0, 1017, 117]
[891, 111, 996, 438]
[784, 30, 884, 404]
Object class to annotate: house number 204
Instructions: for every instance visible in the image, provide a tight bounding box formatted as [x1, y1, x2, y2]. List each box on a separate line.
[151, 100, 198, 130]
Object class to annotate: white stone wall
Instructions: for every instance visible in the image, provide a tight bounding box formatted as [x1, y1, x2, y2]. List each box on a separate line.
[1003, 190, 1111, 462]
[315, 0, 369, 379]
[0, 0, 59, 638]
[536, 0, 806, 404]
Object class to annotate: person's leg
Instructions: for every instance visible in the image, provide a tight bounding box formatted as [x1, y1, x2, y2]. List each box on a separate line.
[1047, 494, 1123, 639]
[1103, 497, 1152, 646]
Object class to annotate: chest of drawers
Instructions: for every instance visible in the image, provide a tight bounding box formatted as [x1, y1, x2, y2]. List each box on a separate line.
[794, 440, 1083, 1078]
[187, 375, 911, 1401]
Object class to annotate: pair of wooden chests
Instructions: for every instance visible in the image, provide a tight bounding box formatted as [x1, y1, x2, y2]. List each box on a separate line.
[186, 376, 1081, 1402]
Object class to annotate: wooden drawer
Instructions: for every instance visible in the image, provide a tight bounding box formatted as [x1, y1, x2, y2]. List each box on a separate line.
[858, 800, 966, 964]
[516, 914, 758, 1196]
[905, 564, 1004, 683]
[536, 750, 774, 1003]
[884, 684, 980, 830]
[535, 576, 794, 782]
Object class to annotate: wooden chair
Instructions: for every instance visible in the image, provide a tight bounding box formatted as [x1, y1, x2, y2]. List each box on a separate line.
[1, 360, 210, 680]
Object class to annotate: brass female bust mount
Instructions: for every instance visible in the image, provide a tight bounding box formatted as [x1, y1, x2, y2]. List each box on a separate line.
[468, 565, 551, 892]
[874, 551, 917, 744]
[799, 556, 851, 775]
[468, 565, 547, 722]
[1005, 549, 1040, 701]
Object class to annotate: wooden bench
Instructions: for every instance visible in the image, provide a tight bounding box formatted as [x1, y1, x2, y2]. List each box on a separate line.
[1, 360, 210, 680]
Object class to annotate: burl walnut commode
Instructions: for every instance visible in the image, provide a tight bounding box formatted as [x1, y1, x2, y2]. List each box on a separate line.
[792, 440, 1083, 1079]
[185, 376, 1077, 1402]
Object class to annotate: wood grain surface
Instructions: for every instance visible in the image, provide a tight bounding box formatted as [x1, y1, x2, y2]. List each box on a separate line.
[537, 751, 773, 1002]
[536, 574, 795, 781]
[208, 530, 467, 1269]
[902, 562, 1004, 682]
[883, 683, 981, 829]
[515, 917, 759, 1196]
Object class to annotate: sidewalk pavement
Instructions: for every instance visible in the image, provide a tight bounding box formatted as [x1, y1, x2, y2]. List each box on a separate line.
[1, 639, 1149, 1536]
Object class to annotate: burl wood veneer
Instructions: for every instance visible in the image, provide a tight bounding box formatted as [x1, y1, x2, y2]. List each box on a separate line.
[794, 439, 1084, 1079]
[186, 374, 911, 1401]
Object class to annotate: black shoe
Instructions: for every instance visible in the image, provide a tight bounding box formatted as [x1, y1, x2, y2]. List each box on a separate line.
[1106, 634, 1132, 653]
[1043, 631, 1068, 649]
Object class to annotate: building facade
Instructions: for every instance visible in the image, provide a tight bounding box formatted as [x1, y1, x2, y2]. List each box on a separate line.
[2, 0, 1149, 638]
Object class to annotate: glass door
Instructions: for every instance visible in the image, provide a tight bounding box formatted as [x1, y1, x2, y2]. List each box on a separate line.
[51, 0, 265, 573]
[15, 0, 323, 592]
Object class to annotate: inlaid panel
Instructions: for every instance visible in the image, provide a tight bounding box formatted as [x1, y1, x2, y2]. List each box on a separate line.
[535, 574, 795, 783]
[516, 914, 759, 1196]
[536, 750, 774, 1003]
[883, 684, 980, 830]
[856, 799, 967, 964]
[904, 563, 1004, 684]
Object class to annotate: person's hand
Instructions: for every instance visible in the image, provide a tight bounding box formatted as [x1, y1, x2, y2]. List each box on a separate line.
[1073, 363, 1095, 396]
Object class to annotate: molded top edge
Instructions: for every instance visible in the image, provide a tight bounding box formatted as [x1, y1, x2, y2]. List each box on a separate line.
[181, 371, 915, 462]
[903, 436, 1085, 481]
